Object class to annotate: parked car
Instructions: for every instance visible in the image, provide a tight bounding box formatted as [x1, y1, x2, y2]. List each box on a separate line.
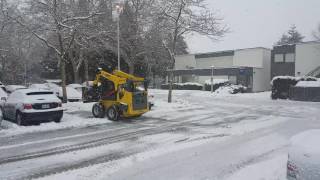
[67, 83, 83, 94]
[45, 83, 82, 102]
[0, 81, 5, 91]
[287, 129, 320, 180]
[0, 88, 7, 102]
[0, 89, 63, 125]
[29, 83, 51, 91]
[5, 85, 27, 94]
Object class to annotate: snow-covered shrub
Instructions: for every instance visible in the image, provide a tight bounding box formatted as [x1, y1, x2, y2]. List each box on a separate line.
[214, 84, 247, 94]
[161, 82, 203, 90]
[271, 76, 317, 99]
[204, 79, 229, 91]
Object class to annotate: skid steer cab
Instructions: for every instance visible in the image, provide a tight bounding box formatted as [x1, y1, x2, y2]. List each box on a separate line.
[83, 69, 151, 121]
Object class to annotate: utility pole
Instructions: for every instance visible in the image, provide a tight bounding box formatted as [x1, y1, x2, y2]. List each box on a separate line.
[115, 3, 123, 71]
[211, 65, 215, 93]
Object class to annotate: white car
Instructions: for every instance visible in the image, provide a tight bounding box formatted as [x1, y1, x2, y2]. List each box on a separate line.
[45, 83, 82, 102]
[0, 88, 7, 102]
[287, 129, 320, 180]
[29, 83, 51, 91]
[0, 89, 63, 125]
[67, 83, 83, 94]
[5, 85, 27, 94]
[0, 81, 5, 91]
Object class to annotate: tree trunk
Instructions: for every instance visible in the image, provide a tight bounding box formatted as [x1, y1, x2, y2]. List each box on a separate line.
[73, 68, 79, 84]
[60, 57, 68, 103]
[84, 57, 89, 86]
[128, 62, 134, 75]
[168, 70, 173, 103]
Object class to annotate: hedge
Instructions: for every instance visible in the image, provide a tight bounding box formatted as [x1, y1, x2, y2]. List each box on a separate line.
[271, 76, 317, 99]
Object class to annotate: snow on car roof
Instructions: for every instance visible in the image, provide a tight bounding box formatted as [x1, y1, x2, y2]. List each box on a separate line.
[290, 129, 320, 153]
[5, 85, 27, 92]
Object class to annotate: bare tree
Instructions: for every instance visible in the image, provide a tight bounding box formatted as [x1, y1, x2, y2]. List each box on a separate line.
[11, 0, 104, 102]
[156, 0, 228, 102]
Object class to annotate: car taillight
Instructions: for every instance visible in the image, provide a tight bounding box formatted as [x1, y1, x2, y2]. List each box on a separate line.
[23, 104, 33, 110]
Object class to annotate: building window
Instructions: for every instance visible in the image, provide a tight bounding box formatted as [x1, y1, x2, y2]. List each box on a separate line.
[274, 54, 284, 62]
[285, 53, 295, 62]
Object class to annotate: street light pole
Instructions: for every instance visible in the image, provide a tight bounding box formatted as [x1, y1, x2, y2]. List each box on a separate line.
[211, 65, 215, 93]
[117, 16, 120, 71]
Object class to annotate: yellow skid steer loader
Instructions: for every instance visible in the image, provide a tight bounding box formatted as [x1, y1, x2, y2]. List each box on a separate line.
[83, 68, 151, 121]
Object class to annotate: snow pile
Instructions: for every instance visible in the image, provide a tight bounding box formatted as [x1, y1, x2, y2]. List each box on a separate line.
[296, 80, 320, 87]
[214, 84, 247, 94]
[175, 82, 203, 86]
[204, 79, 229, 85]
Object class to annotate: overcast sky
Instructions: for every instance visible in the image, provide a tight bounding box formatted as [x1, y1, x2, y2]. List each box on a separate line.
[186, 0, 320, 53]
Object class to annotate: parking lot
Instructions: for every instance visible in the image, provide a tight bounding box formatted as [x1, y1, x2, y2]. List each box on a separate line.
[0, 89, 319, 179]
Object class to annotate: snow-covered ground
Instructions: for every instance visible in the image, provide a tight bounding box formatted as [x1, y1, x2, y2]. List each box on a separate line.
[1, 89, 320, 180]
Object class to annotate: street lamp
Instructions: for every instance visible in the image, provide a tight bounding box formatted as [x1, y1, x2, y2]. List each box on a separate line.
[211, 65, 215, 93]
[114, 3, 124, 71]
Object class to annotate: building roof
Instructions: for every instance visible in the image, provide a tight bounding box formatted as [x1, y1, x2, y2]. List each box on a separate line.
[175, 47, 271, 59]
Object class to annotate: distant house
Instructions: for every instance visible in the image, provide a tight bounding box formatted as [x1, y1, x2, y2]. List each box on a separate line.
[271, 41, 320, 78]
[169, 47, 271, 92]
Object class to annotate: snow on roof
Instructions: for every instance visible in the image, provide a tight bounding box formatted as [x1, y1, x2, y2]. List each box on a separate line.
[296, 81, 320, 87]
[270, 76, 318, 85]
[175, 82, 203, 86]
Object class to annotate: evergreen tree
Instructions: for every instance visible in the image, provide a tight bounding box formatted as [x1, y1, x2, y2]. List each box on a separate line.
[277, 25, 305, 45]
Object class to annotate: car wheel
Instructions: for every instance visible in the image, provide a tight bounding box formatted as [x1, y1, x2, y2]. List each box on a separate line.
[106, 106, 119, 121]
[54, 117, 62, 123]
[0, 108, 6, 120]
[92, 103, 105, 118]
[16, 112, 26, 126]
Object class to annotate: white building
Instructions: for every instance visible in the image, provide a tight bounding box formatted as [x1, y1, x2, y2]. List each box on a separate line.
[271, 41, 320, 78]
[171, 47, 271, 92]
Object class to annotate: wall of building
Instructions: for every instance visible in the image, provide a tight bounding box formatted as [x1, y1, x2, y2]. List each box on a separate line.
[295, 42, 320, 76]
[252, 49, 271, 92]
[175, 54, 196, 70]
[233, 48, 266, 68]
[196, 56, 234, 69]
[270, 44, 295, 79]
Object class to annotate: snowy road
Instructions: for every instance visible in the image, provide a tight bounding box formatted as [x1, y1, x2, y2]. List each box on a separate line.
[0, 90, 320, 179]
